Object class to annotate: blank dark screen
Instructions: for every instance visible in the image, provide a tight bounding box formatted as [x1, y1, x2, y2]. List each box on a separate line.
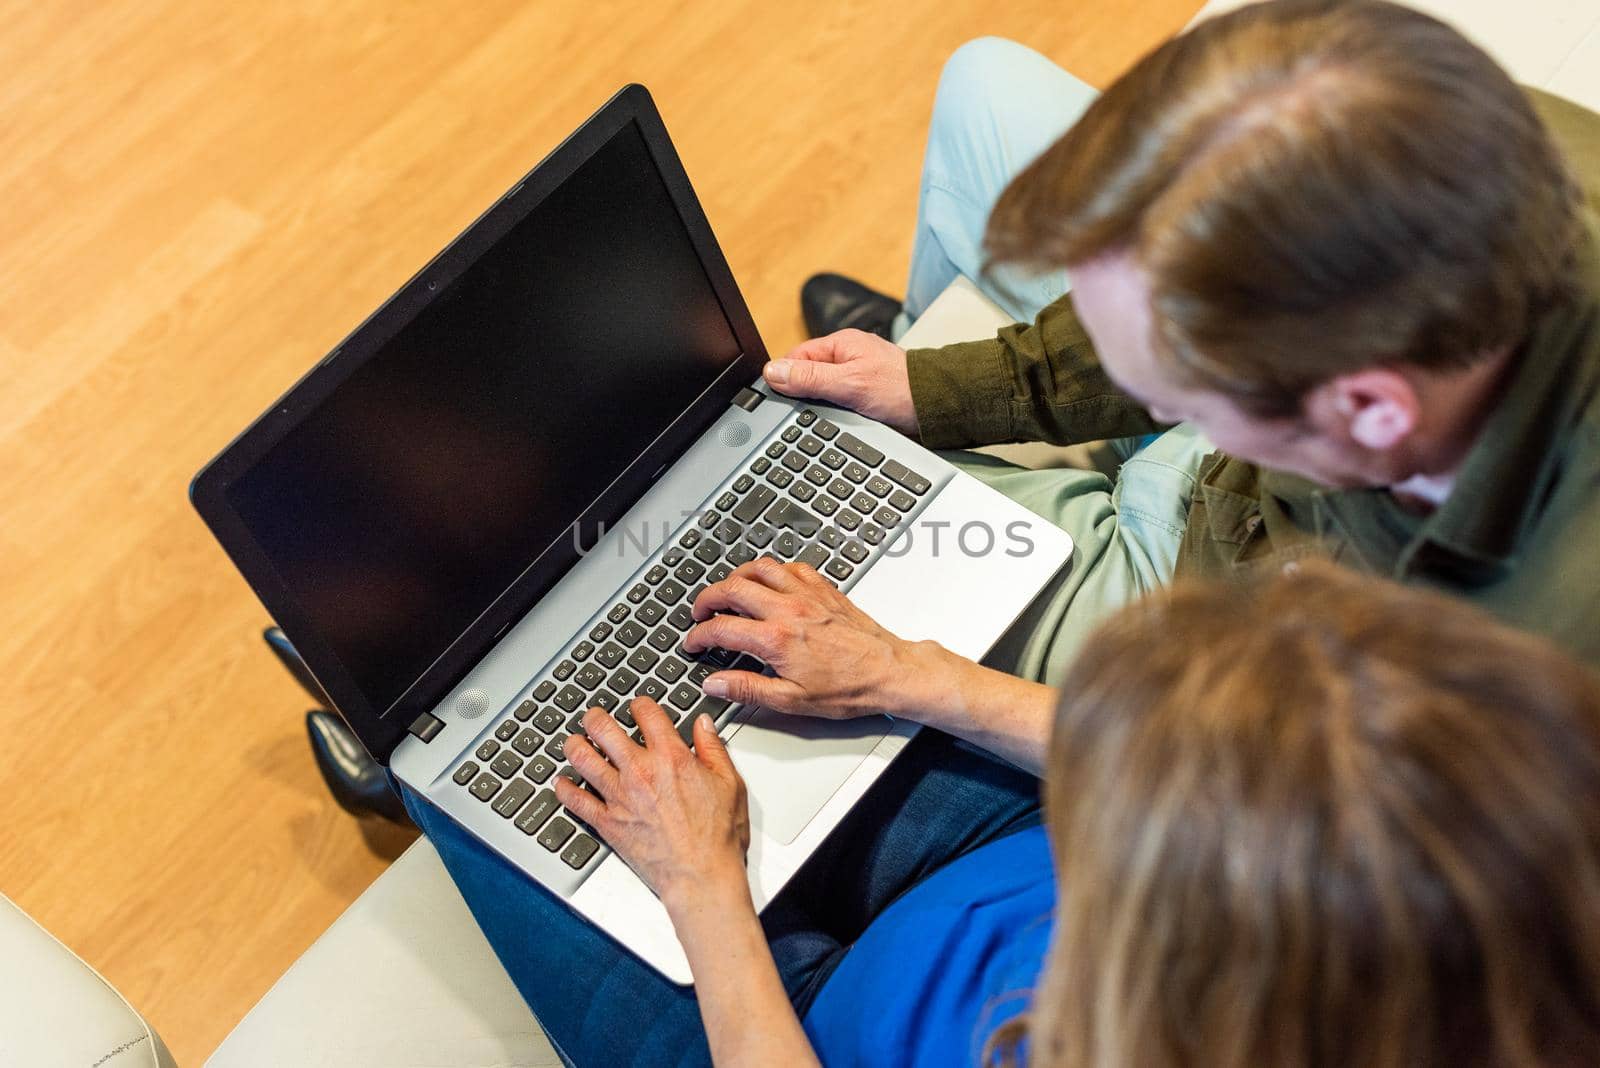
[228, 121, 741, 715]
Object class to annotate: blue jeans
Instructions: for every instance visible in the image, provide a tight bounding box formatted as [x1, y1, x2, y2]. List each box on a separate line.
[402, 731, 1041, 1067]
[407, 37, 1094, 1067]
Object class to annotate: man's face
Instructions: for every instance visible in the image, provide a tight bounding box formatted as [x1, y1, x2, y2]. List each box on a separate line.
[1068, 251, 1401, 489]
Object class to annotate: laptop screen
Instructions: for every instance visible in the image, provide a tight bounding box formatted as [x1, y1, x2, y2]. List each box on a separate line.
[225, 120, 742, 718]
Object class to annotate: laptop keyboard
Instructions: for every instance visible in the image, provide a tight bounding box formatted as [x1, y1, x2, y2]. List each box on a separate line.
[448, 407, 935, 875]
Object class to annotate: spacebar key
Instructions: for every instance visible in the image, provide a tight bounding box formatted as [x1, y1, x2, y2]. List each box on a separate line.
[732, 484, 778, 524]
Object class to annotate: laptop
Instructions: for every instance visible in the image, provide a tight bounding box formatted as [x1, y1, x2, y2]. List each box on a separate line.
[191, 85, 1073, 984]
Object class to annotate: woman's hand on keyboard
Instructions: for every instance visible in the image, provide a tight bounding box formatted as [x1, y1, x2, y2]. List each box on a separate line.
[684, 556, 947, 720]
[558, 699, 751, 909]
[761, 330, 920, 437]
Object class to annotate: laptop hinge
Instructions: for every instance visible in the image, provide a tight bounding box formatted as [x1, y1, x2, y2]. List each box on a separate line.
[731, 386, 763, 412]
[408, 711, 444, 743]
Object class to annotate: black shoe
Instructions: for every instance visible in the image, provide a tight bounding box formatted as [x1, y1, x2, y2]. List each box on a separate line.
[801, 273, 902, 339]
[306, 710, 414, 826]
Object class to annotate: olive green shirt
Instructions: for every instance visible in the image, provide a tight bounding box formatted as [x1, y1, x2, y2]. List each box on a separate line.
[906, 90, 1600, 668]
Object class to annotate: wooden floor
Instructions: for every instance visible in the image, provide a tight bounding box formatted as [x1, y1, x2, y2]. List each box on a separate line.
[0, 1, 1200, 1060]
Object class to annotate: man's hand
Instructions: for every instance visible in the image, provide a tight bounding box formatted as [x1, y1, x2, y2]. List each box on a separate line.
[762, 329, 919, 437]
[557, 700, 751, 912]
[683, 556, 945, 720]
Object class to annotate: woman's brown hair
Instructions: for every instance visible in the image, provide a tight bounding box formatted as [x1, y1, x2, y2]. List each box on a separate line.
[989, 562, 1600, 1067]
[984, 0, 1584, 416]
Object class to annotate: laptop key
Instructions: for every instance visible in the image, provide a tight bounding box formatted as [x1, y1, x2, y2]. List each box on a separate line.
[594, 642, 625, 669]
[648, 625, 678, 653]
[495, 719, 518, 742]
[614, 628, 643, 656]
[627, 583, 650, 604]
[644, 564, 668, 584]
[514, 699, 538, 721]
[515, 790, 559, 836]
[673, 559, 706, 584]
[668, 604, 695, 631]
[552, 659, 576, 681]
[732, 484, 777, 524]
[826, 559, 855, 583]
[889, 489, 918, 512]
[553, 685, 585, 713]
[791, 482, 817, 503]
[797, 434, 824, 457]
[557, 766, 582, 788]
[637, 677, 669, 701]
[874, 506, 903, 528]
[804, 464, 830, 486]
[814, 494, 838, 516]
[732, 474, 754, 493]
[628, 646, 660, 674]
[765, 441, 787, 460]
[615, 700, 637, 729]
[797, 409, 818, 426]
[513, 728, 543, 756]
[688, 662, 714, 686]
[836, 433, 884, 467]
[828, 477, 853, 499]
[668, 683, 699, 711]
[836, 509, 861, 531]
[452, 761, 479, 786]
[636, 600, 664, 627]
[881, 459, 932, 496]
[781, 425, 801, 443]
[708, 562, 733, 583]
[781, 450, 808, 473]
[750, 456, 771, 475]
[663, 547, 686, 567]
[591, 689, 618, 711]
[726, 544, 757, 567]
[715, 491, 738, 512]
[574, 663, 606, 691]
[819, 447, 846, 470]
[533, 707, 565, 734]
[841, 539, 870, 564]
[697, 510, 720, 530]
[679, 527, 702, 549]
[607, 667, 640, 694]
[814, 419, 840, 440]
[545, 733, 569, 761]
[656, 656, 686, 683]
[866, 475, 894, 498]
[524, 755, 557, 784]
[766, 467, 794, 489]
[475, 739, 501, 762]
[469, 772, 501, 802]
[860, 523, 886, 545]
[693, 539, 722, 565]
[561, 834, 602, 870]
[588, 621, 613, 643]
[493, 778, 535, 818]
[745, 522, 775, 548]
[607, 602, 631, 624]
[842, 461, 870, 484]
[538, 817, 577, 853]
[656, 580, 688, 605]
[795, 543, 829, 571]
[491, 751, 523, 779]
[851, 492, 876, 515]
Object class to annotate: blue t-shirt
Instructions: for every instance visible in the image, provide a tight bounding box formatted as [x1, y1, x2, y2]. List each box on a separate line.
[801, 826, 1055, 1067]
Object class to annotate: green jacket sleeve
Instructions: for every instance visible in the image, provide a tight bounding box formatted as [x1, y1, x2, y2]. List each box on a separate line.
[904, 292, 1163, 449]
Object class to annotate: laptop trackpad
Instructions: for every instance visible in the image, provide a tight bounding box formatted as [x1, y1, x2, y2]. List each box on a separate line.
[727, 708, 891, 845]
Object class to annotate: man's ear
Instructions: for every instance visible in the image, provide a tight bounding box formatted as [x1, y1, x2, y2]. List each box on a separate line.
[1310, 369, 1420, 451]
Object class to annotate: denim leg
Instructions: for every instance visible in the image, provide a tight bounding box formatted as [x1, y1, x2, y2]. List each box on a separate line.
[403, 730, 1039, 1066]
[896, 37, 1100, 336]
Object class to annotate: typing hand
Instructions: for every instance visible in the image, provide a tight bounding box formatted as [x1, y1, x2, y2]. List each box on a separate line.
[683, 556, 934, 720]
[558, 699, 751, 910]
[762, 330, 919, 437]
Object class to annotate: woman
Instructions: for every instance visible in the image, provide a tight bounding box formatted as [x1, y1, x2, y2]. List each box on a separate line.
[405, 560, 1600, 1066]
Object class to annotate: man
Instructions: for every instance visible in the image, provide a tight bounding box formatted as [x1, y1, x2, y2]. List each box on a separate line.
[677, 0, 1600, 764]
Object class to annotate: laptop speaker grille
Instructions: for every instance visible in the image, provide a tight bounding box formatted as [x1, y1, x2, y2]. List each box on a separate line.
[718, 421, 751, 448]
[455, 688, 490, 720]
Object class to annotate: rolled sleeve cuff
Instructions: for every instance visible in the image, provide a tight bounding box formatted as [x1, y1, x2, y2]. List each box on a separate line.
[906, 338, 1016, 449]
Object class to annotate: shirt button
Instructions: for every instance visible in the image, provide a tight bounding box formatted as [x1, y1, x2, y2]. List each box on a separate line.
[1282, 560, 1301, 575]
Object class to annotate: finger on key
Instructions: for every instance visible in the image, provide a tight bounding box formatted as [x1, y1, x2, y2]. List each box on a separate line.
[631, 696, 687, 751]
[691, 574, 783, 622]
[582, 706, 639, 770]
[564, 733, 621, 797]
